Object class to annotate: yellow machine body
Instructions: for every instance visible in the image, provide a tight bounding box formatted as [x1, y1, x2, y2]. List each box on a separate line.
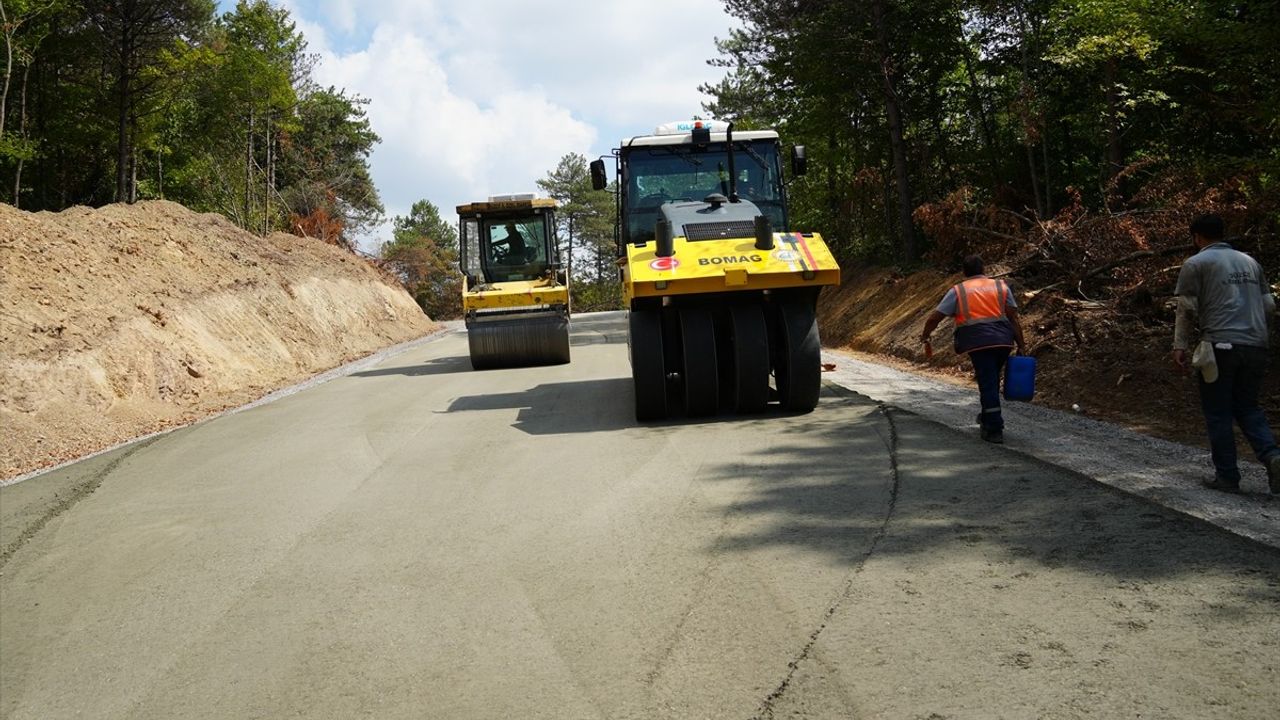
[621, 231, 840, 302]
[597, 122, 841, 420]
[457, 195, 571, 369]
[462, 276, 570, 311]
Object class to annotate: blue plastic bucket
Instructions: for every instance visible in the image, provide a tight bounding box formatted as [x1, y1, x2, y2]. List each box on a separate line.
[1004, 355, 1037, 401]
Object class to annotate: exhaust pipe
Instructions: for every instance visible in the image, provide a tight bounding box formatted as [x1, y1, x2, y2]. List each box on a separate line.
[754, 214, 774, 251]
[655, 219, 674, 257]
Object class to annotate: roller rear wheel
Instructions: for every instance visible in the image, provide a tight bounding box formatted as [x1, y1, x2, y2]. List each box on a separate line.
[629, 310, 667, 421]
[773, 301, 821, 413]
[680, 307, 719, 417]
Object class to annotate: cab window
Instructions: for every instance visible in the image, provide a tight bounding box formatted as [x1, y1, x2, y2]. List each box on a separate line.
[482, 215, 548, 282]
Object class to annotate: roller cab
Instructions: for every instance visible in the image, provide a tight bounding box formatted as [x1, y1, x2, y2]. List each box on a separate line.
[592, 121, 840, 420]
[457, 195, 570, 369]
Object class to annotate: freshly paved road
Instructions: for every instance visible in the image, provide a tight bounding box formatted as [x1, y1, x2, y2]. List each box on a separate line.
[2, 311, 1278, 719]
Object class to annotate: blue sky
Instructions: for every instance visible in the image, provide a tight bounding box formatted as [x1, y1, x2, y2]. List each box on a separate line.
[217, 0, 738, 248]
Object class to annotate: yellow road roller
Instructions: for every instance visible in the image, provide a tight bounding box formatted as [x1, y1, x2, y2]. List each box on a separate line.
[457, 193, 570, 369]
[590, 121, 840, 420]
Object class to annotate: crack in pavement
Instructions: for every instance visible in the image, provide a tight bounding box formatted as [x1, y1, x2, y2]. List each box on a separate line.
[0, 437, 161, 570]
[750, 402, 903, 719]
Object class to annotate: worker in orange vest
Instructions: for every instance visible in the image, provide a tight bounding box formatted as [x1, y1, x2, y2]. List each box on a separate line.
[920, 255, 1028, 443]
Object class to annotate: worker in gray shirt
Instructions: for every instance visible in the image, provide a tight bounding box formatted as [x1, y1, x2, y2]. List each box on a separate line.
[1172, 214, 1278, 494]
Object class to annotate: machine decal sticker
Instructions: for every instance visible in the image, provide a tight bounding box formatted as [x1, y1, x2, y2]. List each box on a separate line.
[793, 233, 820, 270]
[782, 234, 810, 272]
[698, 255, 763, 266]
[649, 257, 680, 271]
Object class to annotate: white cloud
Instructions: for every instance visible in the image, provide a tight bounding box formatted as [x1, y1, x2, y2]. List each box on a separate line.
[310, 25, 595, 247]
[275, 0, 738, 247]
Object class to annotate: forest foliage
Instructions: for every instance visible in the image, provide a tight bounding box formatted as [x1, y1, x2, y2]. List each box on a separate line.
[7, 1, 1275, 316]
[0, 0, 381, 249]
[704, 0, 1280, 276]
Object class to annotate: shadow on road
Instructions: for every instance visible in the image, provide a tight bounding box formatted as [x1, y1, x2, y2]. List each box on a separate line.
[702, 385, 1280, 589]
[350, 355, 474, 378]
[445, 374, 818, 435]
[447, 378, 638, 434]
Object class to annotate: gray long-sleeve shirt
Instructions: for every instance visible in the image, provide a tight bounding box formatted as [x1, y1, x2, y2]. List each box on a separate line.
[1173, 242, 1275, 349]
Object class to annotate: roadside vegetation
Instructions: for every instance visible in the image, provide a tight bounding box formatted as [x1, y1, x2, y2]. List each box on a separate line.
[0, 0, 380, 249]
[705, 0, 1278, 277]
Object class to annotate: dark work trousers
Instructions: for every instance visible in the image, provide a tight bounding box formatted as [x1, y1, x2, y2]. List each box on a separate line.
[970, 347, 1012, 431]
[1197, 345, 1280, 483]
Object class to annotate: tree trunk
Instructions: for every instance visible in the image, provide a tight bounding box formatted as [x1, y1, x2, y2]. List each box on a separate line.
[115, 42, 132, 202]
[870, 0, 917, 262]
[1, 27, 11, 139]
[1041, 135, 1053, 216]
[962, 44, 998, 188]
[1015, 5, 1044, 218]
[567, 220, 575, 290]
[128, 111, 138, 203]
[1025, 140, 1042, 218]
[264, 113, 272, 234]
[1104, 57, 1123, 181]
[13, 60, 29, 206]
[826, 131, 837, 215]
[245, 109, 254, 227]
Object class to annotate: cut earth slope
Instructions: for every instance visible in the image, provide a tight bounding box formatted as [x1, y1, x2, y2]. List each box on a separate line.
[1, 201, 435, 480]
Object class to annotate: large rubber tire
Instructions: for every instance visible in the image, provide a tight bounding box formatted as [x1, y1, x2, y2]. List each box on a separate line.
[729, 304, 770, 413]
[680, 307, 719, 417]
[629, 310, 667, 421]
[774, 301, 821, 413]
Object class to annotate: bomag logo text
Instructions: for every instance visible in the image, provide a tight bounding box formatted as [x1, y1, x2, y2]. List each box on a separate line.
[699, 255, 763, 266]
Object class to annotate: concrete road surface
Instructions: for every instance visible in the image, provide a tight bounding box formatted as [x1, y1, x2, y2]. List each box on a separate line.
[2, 311, 1278, 719]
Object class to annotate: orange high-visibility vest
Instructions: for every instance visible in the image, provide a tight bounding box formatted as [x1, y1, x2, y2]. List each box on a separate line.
[953, 277, 1010, 326]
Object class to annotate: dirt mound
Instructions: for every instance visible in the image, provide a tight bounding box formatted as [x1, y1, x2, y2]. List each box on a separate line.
[1, 201, 435, 480]
[819, 266, 1279, 450]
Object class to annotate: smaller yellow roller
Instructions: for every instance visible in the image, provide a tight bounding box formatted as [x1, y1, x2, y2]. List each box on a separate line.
[457, 194, 571, 369]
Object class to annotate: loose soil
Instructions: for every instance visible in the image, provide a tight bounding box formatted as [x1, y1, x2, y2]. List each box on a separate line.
[818, 265, 1280, 451]
[1, 201, 435, 480]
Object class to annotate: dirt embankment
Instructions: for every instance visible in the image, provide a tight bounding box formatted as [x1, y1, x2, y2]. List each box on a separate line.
[818, 266, 1279, 449]
[1, 201, 436, 480]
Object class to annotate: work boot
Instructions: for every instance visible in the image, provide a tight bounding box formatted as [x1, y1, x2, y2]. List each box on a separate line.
[1267, 454, 1280, 495]
[980, 426, 1004, 444]
[1201, 477, 1242, 494]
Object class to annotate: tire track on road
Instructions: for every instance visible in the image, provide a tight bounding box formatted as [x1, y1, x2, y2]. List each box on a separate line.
[0, 437, 161, 570]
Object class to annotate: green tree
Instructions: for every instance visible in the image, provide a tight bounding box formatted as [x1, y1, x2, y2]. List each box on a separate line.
[151, 0, 306, 230]
[706, 0, 1280, 266]
[0, 0, 63, 206]
[380, 199, 461, 319]
[2, 0, 387, 250]
[537, 152, 618, 309]
[83, 0, 215, 202]
[276, 87, 383, 247]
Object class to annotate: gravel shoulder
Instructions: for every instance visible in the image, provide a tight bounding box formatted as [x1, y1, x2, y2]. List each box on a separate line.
[821, 346, 1280, 549]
